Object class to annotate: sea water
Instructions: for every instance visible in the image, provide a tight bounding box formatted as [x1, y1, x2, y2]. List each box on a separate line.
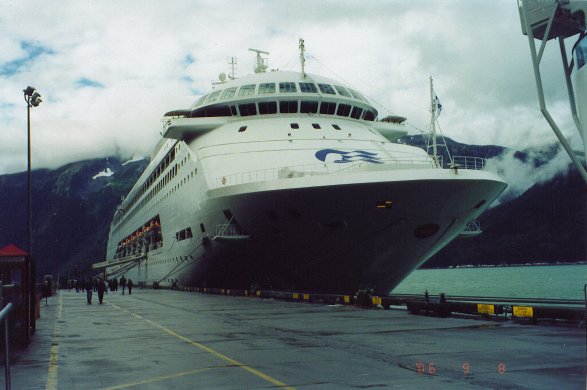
[391, 264, 587, 300]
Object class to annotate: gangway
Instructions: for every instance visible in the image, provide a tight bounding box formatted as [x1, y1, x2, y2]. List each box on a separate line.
[92, 253, 147, 269]
[518, 0, 587, 183]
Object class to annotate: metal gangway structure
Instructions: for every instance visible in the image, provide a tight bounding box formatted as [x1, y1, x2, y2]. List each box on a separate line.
[518, 0, 587, 183]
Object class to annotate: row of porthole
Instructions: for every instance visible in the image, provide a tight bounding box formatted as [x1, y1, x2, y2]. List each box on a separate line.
[238, 123, 342, 132]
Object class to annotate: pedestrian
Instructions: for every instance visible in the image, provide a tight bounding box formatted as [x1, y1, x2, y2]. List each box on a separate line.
[97, 277, 105, 304]
[128, 279, 134, 295]
[43, 280, 50, 306]
[113, 277, 118, 292]
[120, 275, 127, 295]
[85, 277, 93, 304]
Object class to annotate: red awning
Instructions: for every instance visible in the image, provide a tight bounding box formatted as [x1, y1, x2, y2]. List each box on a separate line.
[0, 244, 28, 257]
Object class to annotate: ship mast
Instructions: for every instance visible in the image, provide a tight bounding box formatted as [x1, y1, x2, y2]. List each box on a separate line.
[228, 56, 237, 80]
[299, 38, 306, 79]
[429, 76, 440, 167]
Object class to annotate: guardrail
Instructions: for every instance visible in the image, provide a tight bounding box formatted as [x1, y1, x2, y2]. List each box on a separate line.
[215, 224, 244, 237]
[166, 286, 583, 324]
[0, 303, 14, 390]
[216, 154, 492, 188]
[448, 156, 486, 171]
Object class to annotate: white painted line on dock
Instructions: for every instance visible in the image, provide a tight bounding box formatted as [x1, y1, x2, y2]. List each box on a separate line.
[45, 291, 62, 390]
[109, 302, 295, 389]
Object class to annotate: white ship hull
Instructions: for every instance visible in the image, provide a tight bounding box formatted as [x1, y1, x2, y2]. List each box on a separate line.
[102, 67, 506, 294]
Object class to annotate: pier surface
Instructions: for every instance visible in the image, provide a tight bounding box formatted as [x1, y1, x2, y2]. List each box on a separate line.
[8, 289, 586, 389]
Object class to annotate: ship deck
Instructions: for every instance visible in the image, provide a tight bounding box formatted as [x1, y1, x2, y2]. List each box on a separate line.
[8, 289, 585, 389]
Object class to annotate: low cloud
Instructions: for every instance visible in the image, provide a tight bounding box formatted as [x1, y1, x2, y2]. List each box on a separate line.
[487, 144, 573, 205]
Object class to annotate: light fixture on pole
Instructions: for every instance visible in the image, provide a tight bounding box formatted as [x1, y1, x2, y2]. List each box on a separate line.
[23, 86, 42, 255]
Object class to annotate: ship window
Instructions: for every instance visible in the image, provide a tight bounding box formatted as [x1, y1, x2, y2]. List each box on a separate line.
[351, 106, 363, 119]
[299, 82, 317, 93]
[332, 124, 341, 130]
[334, 85, 352, 98]
[363, 110, 376, 121]
[258, 101, 277, 114]
[200, 223, 206, 232]
[186, 228, 193, 238]
[191, 105, 233, 117]
[300, 101, 318, 113]
[336, 104, 351, 116]
[238, 103, 257, 116]
[319, 101, 336, 115]
[312, 123, 321, 129]
[195, 94, 209, 106]
[258, 83, 276, 94]
[206, 90, 222, 103]
[238, 126, 247, 132]
[318, 84, 336, 94]
[279, 82, 297, 93]
[280, 100, 298, 113]
[238, 84, 256, 96]
[290, 123, 299, 129]
[220, 87, 237, 99]
[348, 88, 366, 101]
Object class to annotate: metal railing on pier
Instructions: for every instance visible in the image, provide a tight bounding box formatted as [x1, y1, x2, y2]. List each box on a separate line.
[0, 303, 14, 390]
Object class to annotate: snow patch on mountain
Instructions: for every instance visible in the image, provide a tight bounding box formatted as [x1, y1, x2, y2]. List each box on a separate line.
[92, 167, 114, 179]
[123, 154, 145, 166]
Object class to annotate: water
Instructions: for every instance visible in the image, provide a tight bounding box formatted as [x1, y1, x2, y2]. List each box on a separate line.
[391, 264, 587, 300]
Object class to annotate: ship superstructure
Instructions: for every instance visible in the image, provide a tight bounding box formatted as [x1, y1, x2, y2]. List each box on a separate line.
[97, 42, 506, 294]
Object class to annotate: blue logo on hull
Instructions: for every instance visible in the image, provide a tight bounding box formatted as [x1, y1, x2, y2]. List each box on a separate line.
[315, 149, 383, 164]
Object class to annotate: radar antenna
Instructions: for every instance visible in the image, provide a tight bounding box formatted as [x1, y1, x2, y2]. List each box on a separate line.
[518, 0, 587, 183]
[299, 38, 306, 78]
[248, 48, 269, 73]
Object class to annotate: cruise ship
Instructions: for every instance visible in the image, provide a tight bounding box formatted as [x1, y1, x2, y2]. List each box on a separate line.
[97, 42, 507, 294]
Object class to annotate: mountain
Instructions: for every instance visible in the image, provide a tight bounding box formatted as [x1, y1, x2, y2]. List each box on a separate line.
[0, 139, 584, 280]
[0, 157, 148, 278]
[423, 167, 586, 267]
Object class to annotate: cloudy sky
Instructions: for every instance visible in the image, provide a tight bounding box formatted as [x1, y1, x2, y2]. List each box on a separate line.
[0, 0, 582, 174]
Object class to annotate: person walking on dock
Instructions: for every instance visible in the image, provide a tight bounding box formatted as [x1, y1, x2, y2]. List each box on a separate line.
[121, 275, 127, 295]
[97, 277, 106, 304]
[85, 277, 93, 304]
[127, 279, 134, 295]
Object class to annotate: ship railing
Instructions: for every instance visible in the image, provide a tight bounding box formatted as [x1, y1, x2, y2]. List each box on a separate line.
[216, 155, 487, 187]
[447, 156, 486, 171]
[215, 224, 245, 237]
[459, 220, 483, 237]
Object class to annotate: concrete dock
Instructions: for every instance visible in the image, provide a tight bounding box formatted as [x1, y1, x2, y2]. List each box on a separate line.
[6, 289, 586, 389]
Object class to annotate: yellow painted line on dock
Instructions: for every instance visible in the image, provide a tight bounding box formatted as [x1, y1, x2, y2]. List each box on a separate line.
[103, 366, 225, 389]
[109, 302, 295, 389]
[45, 291, 63, 390]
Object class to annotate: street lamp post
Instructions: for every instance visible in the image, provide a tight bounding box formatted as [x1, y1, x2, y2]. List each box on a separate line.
[23, 87, 42, 256]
